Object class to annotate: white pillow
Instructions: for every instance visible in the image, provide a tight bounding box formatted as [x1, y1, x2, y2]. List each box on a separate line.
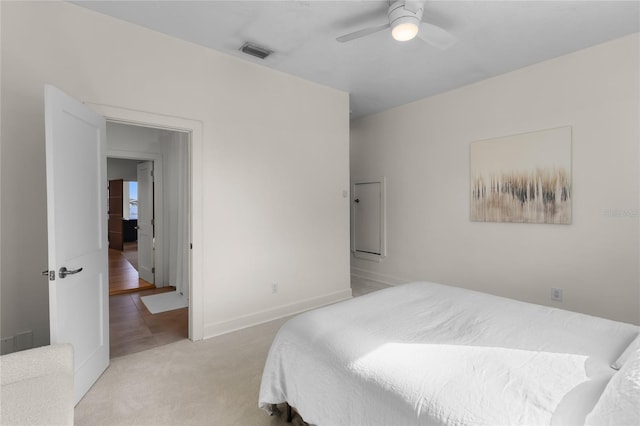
[612, 334, 640, 370]
[585, 346, 640, 426]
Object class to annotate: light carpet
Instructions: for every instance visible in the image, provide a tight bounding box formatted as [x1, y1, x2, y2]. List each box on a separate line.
[74, 316, 306, 426]
[75, 280, 382, 425]
[141, 291, 188, 314]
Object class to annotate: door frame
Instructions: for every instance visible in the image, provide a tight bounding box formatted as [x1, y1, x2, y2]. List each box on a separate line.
[88, 102, 203, 341]
[108, 152, 163, 286]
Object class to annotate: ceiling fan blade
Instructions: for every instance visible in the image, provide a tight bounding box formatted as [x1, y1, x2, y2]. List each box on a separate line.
[417, 22, 456, 50]
[336, 23, 390, 43]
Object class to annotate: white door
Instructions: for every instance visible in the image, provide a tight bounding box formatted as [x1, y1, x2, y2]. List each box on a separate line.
[353, 182, 382, 255]
[137, 161, 155, 283]
[44, 85, 109, 405]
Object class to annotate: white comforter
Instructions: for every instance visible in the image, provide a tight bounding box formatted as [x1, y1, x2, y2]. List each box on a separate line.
[259, 282, 638, 426]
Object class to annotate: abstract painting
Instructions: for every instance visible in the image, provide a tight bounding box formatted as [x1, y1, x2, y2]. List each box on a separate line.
[470, 126, 572, 224]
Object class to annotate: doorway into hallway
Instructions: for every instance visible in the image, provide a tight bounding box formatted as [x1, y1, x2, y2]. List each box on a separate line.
[106, 122, 190, 357]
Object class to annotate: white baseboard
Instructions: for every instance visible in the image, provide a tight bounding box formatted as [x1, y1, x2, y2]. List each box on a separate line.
[202, 289, 353, 339]
[350, 267, 407, 286]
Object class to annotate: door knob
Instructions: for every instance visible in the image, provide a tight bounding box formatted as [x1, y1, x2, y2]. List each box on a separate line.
[59, 266, 83, 279]
[354, 198, 360, 203]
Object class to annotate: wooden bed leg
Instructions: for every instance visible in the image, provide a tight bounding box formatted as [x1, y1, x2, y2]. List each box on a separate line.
[286, 402, 292, 423]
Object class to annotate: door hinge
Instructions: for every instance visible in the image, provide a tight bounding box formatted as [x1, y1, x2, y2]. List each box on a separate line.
[151, 267, 155, 274]
[150, 170, 154, 178]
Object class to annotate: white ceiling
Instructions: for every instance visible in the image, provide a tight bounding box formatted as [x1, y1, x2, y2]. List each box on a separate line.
[74, 1, 640, 119]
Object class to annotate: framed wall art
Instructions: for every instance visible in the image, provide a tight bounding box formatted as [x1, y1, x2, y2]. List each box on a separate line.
[470, 126, 572, 224]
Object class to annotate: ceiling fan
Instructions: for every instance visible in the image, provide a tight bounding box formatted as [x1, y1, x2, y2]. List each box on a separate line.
[336, 0, 456, 49]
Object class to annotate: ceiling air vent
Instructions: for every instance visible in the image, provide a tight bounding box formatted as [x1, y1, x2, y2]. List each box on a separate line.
[239, 42, 272, 60]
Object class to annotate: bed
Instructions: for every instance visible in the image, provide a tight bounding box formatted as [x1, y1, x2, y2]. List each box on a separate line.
[258, 281, 640, 425]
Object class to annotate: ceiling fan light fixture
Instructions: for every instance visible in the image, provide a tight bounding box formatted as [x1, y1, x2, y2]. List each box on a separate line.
[336, 0, 455, 48]
[391, 19, 419, 41]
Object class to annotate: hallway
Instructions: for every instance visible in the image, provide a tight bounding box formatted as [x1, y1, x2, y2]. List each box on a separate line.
[109, 243, 188, 358]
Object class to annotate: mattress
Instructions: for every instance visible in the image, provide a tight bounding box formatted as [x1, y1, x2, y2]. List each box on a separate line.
[259, 281, 638, 425]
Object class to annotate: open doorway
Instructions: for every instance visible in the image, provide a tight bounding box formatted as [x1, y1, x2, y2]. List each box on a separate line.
[106, 122, 190, 357]
[107, 164, 154, 294]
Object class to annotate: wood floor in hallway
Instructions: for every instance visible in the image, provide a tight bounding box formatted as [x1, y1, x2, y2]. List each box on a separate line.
[110, 287, 188, 358]
[109, 242, 154, 295]
[108, 241, 188, 358]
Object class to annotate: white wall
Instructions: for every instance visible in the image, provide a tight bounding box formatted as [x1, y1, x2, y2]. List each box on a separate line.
[163, 130, 190, 297]
[107, 158, 139, 181]
[351, 33, 640, 325]
[0, 1, 4, 348]
[0, 1, 351, 347]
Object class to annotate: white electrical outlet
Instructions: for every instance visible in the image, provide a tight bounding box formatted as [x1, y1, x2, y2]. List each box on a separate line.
[551, 288, 563, 302]
[272, 283, 278, 294]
